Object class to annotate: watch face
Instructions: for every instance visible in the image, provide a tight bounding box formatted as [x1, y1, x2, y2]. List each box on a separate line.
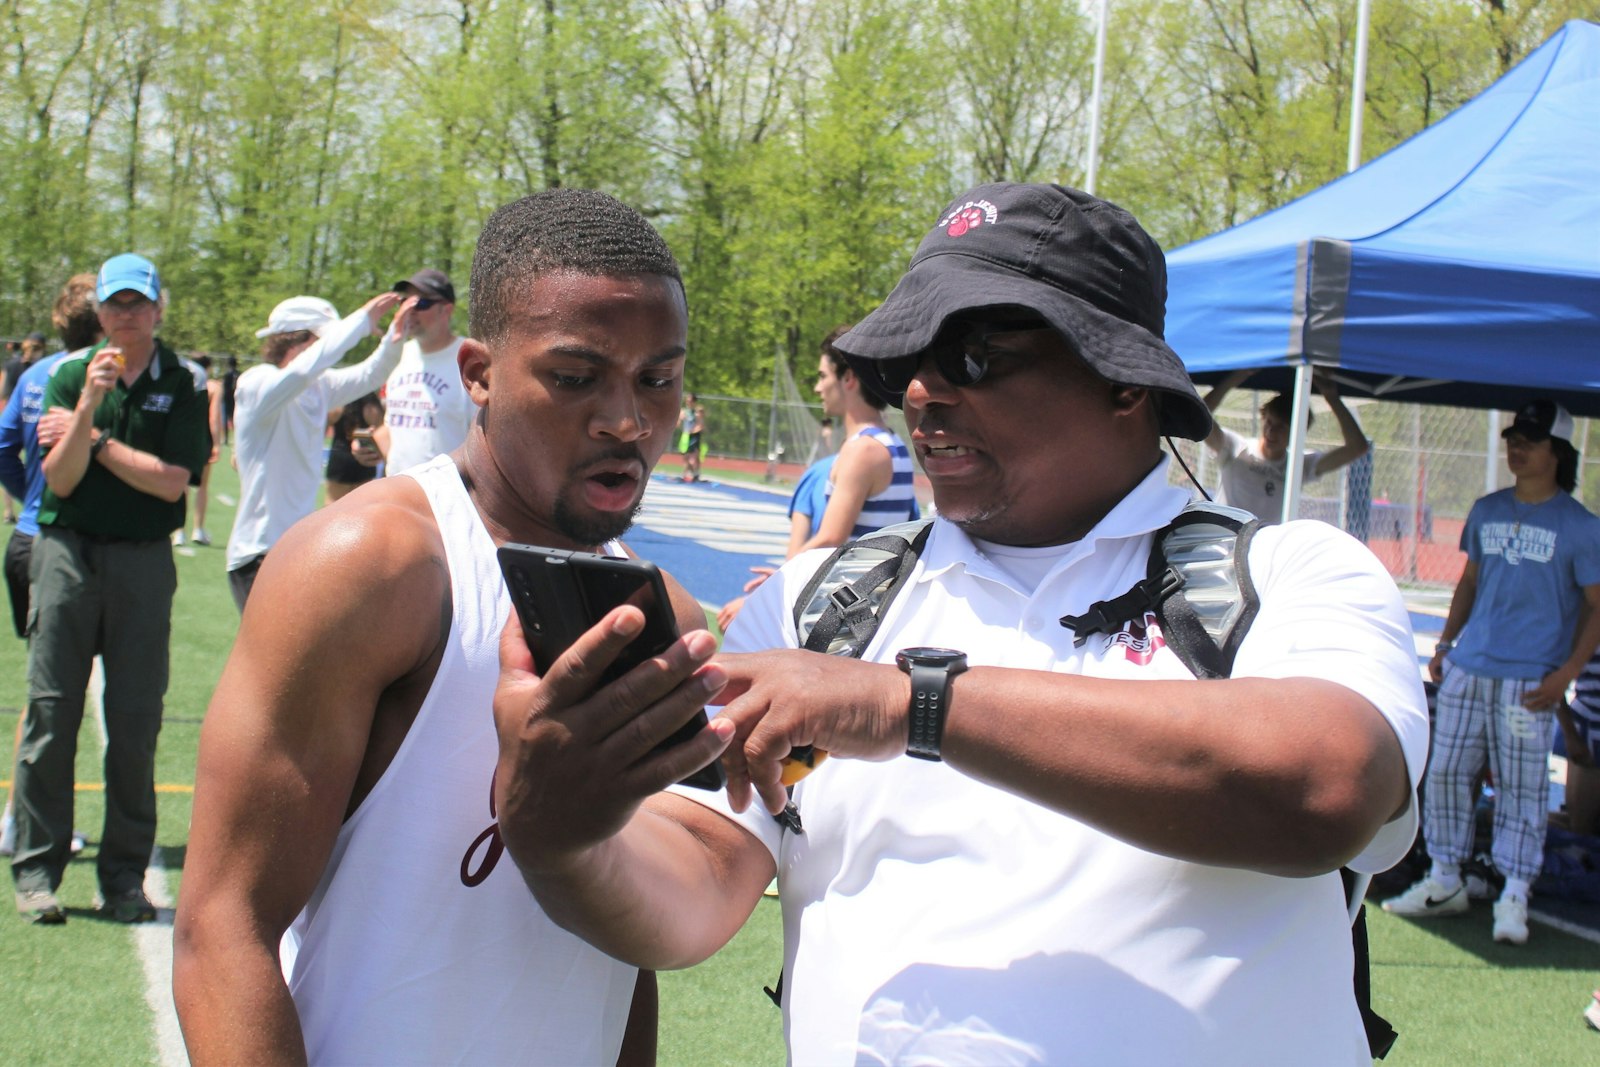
[896, 646, 966, 670]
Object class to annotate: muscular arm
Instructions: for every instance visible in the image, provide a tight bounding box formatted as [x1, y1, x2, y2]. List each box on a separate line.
[173, 488, 450, 1065]
[795, 435, 889, 552]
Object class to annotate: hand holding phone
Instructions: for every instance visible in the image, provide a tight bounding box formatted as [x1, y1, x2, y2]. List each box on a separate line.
[498, 544, 725, 791]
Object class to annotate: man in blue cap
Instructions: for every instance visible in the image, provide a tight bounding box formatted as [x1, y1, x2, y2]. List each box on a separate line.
[10, 253, 208, 924]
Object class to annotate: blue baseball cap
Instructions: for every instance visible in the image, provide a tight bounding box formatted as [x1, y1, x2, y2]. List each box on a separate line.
[96, 253, 162, 302]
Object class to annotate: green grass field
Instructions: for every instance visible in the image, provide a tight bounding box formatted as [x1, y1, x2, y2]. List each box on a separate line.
[0, 451, 1595, 1064]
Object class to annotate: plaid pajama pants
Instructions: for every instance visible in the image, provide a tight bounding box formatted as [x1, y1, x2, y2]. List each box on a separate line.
[1423, 664, 1551, 881]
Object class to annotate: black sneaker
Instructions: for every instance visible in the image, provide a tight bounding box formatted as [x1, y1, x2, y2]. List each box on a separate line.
[16, 889, 67, 925]
[100, 888, 157, 924]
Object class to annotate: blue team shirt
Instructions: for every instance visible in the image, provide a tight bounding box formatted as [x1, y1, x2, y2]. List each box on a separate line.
[0, 349, 71, 536]
[789, 455, 836, 539]
[1450, 488, 1600, 678]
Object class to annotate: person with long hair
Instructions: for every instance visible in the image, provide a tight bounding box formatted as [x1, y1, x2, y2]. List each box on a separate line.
[1387, 399, 1600, 945]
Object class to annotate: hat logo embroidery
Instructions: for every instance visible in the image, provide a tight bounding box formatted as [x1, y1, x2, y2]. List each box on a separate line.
[939, 199, 999, 237]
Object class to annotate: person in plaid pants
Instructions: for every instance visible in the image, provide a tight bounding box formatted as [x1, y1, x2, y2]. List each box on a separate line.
[1384, 400, 1600, 944]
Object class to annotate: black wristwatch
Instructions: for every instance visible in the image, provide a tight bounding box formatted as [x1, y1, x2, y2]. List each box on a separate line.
[895, 647, 967, 761]
[89, 432, 110, 460]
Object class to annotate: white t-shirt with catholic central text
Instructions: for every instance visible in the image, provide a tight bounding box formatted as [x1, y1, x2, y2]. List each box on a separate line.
[383, 336, 471, 475]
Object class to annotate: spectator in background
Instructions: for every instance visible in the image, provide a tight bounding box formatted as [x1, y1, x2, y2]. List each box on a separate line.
[0, 332, 48, 524]
[1201, 367, 1369, 523]
[678, 392, 706, 482]
[220, 355, 239, 445]
[12, 253, 208, 925]
[1385, 399, 1600, 945]
[325, 392, 386, 503]
[1563, 654, 1599, 836]
[226, 293, 404, 611]
[174, 354, 225, 547]
[717, 326, 918, 633]
[0, 275, 101, 859]
[382, 269, 469, 476]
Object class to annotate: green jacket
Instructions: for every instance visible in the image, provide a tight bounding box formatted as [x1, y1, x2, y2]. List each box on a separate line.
[38, 339, 209, 541]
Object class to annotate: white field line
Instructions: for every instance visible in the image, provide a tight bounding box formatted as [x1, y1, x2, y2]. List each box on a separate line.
[89, 659, 188, 1066]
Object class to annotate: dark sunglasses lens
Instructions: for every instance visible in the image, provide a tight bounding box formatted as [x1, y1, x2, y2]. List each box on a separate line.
[414, 298, 437, 310]
[940, 345, 987, 387]
[875, 357, 918, 397]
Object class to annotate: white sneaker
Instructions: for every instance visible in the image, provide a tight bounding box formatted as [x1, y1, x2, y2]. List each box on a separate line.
[1382, 876, 1469, 917]
[1492, 897, 1529, 944]
[0, 811, 13, 856]
[172, 530, 186, 546]
[191, 527, 211, 546]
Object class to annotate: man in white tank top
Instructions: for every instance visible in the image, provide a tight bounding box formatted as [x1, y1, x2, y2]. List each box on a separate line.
[173, 191, 738, 1065]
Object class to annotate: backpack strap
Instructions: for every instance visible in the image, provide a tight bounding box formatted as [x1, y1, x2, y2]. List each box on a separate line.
[1147, 501, 1261, 680]
[793, 520, 933, 657]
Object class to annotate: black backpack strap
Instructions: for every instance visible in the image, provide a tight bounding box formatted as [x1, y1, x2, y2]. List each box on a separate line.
[792, 521, 933, 657]
[1147, 502, 1261, 680]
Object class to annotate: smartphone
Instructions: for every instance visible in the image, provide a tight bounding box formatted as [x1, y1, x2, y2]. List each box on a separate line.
[497, 544, 725, 791]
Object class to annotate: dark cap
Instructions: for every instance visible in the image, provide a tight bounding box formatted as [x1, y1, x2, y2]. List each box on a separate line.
[834, 183, 1211, 441]
[1502, 398, 1574, 445]
[393, 269, 456, 303]
[24, 331, 46, 344]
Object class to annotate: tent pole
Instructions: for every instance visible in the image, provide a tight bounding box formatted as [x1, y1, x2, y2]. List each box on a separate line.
[1347, 0, 1372, 172]
[1281, 362, 1314, 523]
[1084, 0, 1110, 193]
[1485, 409, 1499, 495]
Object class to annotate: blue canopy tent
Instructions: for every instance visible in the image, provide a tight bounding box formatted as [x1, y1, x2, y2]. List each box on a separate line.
[1165, 19, 1600, 519]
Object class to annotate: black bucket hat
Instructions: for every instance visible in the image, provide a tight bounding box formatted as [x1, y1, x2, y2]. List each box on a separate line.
[835, 183, 1212, 441]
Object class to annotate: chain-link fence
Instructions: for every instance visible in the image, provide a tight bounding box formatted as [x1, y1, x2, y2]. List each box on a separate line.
[697, 386, 1600, 599]
[1176, 391, 1600, 599]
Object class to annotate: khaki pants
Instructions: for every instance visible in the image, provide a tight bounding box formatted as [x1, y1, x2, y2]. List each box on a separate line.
[10, 526, 174, 897]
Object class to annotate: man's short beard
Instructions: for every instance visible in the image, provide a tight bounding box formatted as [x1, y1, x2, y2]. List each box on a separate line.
[552, 497, 641, 547]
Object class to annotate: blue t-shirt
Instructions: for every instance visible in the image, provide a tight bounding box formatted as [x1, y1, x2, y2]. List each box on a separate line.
[0, 349, 71, 537]
[1450, 488, 1600, 679]
[789, 455, 836, 539]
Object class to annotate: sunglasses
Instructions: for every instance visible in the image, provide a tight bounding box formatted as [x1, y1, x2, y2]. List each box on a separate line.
[864, 319, 1056, 400]
[413, 298, 440, 310]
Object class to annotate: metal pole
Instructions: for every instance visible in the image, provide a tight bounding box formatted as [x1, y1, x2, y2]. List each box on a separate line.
[1085, 0, 1110, 193]
[1281, 362, 1314, 523]
[1347, 0, 1372, 173]
[1485, 408, 1500, 494]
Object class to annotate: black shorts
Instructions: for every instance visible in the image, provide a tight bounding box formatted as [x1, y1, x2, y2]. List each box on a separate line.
[326, 448, 377, 486]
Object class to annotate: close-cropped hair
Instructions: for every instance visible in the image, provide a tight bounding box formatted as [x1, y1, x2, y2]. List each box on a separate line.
[52, 273, 101, 351]
[469, 189, 682, 344]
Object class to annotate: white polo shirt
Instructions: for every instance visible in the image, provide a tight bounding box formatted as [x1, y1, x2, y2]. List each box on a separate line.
[690, 460, 1428, 1066]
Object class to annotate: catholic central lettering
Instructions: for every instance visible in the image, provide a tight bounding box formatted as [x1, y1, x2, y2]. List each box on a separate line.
[1479, 521, 1556, 564]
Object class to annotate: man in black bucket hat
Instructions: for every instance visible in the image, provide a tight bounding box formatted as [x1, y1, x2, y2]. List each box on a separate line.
[489, 183, 1429, 1062]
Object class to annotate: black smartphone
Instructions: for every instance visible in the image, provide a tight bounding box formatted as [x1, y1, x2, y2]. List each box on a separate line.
[497, 544, 725, 791]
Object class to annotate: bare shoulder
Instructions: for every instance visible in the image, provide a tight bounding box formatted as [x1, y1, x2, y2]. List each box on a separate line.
[243, 477, 450, 676]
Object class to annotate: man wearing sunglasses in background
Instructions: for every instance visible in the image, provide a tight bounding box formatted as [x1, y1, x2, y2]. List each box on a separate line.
[490, 183, 1428, 1063]
[382, 268, 471, 476]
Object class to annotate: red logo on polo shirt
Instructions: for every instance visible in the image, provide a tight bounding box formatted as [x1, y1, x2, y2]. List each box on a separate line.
[1110, 611, 1165, 665]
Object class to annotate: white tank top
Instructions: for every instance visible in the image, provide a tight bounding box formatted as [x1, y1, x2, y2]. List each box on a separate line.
[283, 454, 636, 1065]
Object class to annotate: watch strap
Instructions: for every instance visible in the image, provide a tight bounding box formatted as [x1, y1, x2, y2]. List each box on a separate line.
[906, 660, 957, 761]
